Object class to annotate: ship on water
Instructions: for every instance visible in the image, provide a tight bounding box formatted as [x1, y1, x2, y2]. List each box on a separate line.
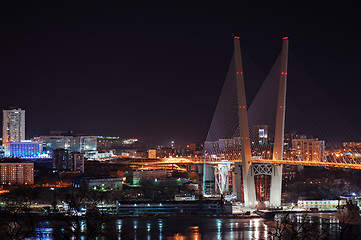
[255, 201, 276, 220]
[337, 195, 360, 221]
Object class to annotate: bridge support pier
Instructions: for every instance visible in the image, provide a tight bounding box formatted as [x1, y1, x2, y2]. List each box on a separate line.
[270, 164, 282, 206]
[215, 163, 231, 194]
[234, 164, 242, 200]
[242, 163, 257, 207]
[234, 163, 256, 207]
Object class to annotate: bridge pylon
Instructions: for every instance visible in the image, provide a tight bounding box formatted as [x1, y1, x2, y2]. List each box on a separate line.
[233, 37, 257, 207]
[270, 37, 289, 206]
[232, 37, 288, 207]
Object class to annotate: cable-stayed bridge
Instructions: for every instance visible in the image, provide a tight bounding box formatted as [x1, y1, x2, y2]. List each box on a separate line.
[128, 36, 361, 207]
[201, 36, 361, 207]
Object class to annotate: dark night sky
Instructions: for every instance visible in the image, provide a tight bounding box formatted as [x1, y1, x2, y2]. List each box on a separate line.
[0, 2, 360, 146]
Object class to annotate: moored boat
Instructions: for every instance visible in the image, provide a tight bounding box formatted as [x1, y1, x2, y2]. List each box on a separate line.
[255, 209, 276, 220]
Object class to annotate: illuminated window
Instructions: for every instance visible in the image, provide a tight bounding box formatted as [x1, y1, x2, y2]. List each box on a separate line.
[259, 129, 265, 138]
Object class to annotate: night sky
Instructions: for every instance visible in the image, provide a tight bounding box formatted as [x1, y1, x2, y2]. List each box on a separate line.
[0, 2, 360, 146]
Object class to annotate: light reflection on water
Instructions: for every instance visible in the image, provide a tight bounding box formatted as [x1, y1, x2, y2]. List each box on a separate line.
[25, 213, 360, 240]
[33, 221, 52, 240]
[27, 217, 269, 240]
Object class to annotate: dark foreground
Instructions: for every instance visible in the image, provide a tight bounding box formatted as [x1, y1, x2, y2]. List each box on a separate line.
[0, 213, 360, 239]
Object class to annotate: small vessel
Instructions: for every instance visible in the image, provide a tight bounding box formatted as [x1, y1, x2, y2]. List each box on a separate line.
[255, 209, 276, 220]
[337, 196, 360, 221]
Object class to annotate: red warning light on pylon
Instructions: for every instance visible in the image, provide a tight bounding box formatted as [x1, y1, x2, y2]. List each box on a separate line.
[283, 37, 288, 40]
[234, 36, 240, 39]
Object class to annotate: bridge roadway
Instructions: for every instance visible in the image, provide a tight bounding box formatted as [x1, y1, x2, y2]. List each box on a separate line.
[124, 157, 361, 170]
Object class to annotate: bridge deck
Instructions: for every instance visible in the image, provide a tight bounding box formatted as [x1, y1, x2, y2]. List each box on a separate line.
[122, 157, 361, 170]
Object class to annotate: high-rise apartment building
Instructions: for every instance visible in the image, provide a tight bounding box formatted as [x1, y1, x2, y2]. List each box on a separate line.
[2, 108, 25, 144]
[0, 162, 34, 185]
[53, 148, 84, 173]
[53, 148, 72, 172]
[253, 125, 270, 145]
[72, 152, 85, 173]
[292, 138, 325, 162]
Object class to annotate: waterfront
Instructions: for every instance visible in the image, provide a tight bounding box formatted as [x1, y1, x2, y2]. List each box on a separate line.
[24, 213, 361, 239]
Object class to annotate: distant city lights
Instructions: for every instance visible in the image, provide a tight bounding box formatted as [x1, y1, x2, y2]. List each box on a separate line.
[123, 138, 138, 145]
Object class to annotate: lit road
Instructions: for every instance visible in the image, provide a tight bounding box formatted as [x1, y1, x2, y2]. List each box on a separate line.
[120, 156, 361, 170]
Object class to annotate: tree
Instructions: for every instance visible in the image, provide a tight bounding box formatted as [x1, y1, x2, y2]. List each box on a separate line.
[268, 210, 330, 240]
[49, 188, 114, 239]
[0, 189, 37, 240]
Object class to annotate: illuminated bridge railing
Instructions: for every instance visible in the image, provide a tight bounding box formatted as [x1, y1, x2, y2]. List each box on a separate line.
[123, 155, 361, 170]
[198, 154, 361, 170]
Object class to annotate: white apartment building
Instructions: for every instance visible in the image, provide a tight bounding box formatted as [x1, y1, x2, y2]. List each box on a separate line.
[2, 108, 25, 144]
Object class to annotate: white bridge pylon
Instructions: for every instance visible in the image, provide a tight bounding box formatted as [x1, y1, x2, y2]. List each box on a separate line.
[231, 36, 288, 207]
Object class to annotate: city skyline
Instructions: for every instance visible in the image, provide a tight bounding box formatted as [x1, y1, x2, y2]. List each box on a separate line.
[0, 2, 360, 145]
[1, 3, 361, 238]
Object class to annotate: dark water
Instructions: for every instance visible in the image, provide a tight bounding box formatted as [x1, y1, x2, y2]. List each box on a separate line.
[28, 217, 269, 239]
[25, 213, 361, 239]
